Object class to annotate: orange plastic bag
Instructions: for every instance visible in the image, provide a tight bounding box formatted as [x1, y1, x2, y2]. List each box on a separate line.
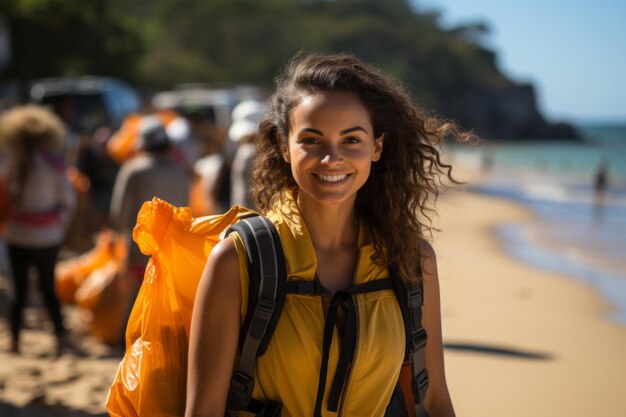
[107, 110, 181, 164]
[106, 113, 142, 164]
[188, 174, 218, 217]
[75, 259, 130, 344]
[55, 229, 123, 304]
[88, 274, 129, 344]
[75, 260, 121, 310]
[106, 197, 255, 417]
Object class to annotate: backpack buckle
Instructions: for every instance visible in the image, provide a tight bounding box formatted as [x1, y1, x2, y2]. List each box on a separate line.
[227, 371, 254, 410]
[411, 327, 428, 352]
[248, 298, 276, 339]
[406, 285, 423, 308]
[256, 297, 276, 321]
[411, 369, 429, 404]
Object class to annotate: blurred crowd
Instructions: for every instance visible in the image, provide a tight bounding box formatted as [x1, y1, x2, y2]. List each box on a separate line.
[0, 92, 268, 352]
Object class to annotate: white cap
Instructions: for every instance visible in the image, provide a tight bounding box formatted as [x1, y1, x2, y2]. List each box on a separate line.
[228, 119, 259, 143]
[165, 116, 190, 142]
[231, 100, 267, 124]
[229, 100, 267, 143]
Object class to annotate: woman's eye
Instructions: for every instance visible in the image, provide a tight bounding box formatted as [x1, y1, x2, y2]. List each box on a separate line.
[343, 136, 360, 144]
[299, 137, 320, 144]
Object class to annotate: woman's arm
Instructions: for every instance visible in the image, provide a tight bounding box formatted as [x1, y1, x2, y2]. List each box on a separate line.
[420, 242, 456, 417]
[185, 237, 242, 417]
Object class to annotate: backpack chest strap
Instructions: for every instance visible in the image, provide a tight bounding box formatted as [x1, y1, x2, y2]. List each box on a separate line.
[288, 278, 396, 416]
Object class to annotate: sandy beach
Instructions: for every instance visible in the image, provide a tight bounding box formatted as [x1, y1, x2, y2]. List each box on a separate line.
[1, 176, 625, 416]
[436, 188, 626, 416]
[0, 298, 122, 416]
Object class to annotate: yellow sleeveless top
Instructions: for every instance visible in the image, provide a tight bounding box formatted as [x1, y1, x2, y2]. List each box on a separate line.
[230, 190, 405, 416]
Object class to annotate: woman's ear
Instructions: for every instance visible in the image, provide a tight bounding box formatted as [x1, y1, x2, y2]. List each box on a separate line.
[280, 141, 290, 163]
[372, 133, 384, 162]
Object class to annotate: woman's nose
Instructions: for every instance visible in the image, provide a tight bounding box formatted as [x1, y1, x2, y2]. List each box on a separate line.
[321, 147, 344, 166]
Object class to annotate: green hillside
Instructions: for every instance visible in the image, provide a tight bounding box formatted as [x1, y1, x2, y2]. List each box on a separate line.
[1, 0, 577, 139]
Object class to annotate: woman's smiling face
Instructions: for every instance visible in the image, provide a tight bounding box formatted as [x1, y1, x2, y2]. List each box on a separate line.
[283, 90, 383, 208]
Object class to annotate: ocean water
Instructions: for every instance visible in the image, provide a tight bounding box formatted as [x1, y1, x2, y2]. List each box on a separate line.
[448, 124, 626, 324]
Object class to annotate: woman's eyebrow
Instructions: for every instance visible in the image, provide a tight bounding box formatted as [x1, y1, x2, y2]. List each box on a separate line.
[298, 126, 368, 136]
[300, 127, 324, 136]
[340, 126, 368, 135]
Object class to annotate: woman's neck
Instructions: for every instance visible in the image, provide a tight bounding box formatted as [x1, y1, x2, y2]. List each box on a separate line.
[296, 192, 359, 252]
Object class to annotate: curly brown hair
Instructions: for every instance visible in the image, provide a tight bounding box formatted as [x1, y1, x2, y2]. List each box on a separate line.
[252, 53, 472, 283]
[0, 104, 66, 151]
[0, 104, 67, 202]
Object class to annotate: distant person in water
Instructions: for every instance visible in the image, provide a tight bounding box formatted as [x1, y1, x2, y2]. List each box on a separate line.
[593, 158, 610, 224]
[481, 149, 494, 172]
[593, 158, 609, 205]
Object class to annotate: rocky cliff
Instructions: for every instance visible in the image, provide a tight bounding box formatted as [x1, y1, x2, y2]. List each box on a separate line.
[444, 82, 578, 140]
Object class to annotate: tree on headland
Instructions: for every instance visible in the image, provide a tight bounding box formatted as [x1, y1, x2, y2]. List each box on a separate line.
[0, 0, 143, 100]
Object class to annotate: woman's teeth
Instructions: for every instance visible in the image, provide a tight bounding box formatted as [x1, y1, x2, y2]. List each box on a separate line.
[317, 174, 347, 183]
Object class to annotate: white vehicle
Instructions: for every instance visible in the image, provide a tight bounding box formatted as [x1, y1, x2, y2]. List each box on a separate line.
[151, 85, 263, 138]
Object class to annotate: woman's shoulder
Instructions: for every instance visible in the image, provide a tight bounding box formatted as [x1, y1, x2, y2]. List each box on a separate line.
[193, 236, 242, 310]
[207, 236, 240, 277]
[418, 240, 438, 281]
[419, 240, 436, 258]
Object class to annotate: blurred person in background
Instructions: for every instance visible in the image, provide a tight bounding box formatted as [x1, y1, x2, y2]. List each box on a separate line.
[188, 108, 230, 213]
[0, 144, 9, 278]
[76, 126, 120, 231]
[0, 105, 76, 355]
[164, 113, 200, 173]
[109, 115, 190, 344]
[228, 99, 267, 209]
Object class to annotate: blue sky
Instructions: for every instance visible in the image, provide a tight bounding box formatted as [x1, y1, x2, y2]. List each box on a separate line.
[415, 0, 626, 123]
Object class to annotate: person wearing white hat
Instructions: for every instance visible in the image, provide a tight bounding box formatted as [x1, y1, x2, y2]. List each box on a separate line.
[231, 99, 267, 125]
[228, 100, 267, 209]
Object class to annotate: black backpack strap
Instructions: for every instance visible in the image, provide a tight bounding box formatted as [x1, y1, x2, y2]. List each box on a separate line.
[224, 216, 287, 414]
[389, 264, 429, 417]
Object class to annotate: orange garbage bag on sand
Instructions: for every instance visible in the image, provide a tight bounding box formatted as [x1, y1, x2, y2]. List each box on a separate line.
[75, 260, 130, 344]
[106, 197, 255, 417]
[55, 229, 124, 304]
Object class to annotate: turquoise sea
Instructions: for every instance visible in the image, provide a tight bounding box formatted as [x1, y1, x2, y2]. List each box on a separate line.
[448, 124, 626, 324]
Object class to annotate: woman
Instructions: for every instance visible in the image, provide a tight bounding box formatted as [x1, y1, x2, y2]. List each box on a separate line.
[0, 105, 76, 355]
[186, 54, 468, 417]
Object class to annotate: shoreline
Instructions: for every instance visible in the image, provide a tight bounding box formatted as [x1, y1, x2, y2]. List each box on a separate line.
[435, 187, 626, 416]
[495, 221, 626, 325]
[465, 172, 626, 326]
